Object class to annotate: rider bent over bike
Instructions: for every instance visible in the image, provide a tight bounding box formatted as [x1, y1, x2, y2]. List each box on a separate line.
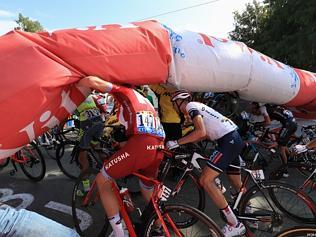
[77, 76, 165, 237]
[166, 90, 246, 237]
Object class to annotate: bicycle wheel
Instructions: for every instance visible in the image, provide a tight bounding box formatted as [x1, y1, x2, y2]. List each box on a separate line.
[269, 163, 316, 199]
[142, 204, 222, 237]
[275, 226, 316, 237]
[164, 168, 205, 227]
[56, 141, 82, 179]
[72, 168, 109, 237]
[238, 182, 315, 237]
[19, 142, 46, 181]
[268, 182, 316, 223]
[208, 93, 239, 118]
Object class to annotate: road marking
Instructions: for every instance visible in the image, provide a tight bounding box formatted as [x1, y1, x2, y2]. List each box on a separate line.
[0, 188, 34, 210]
[45, 201, 92, 231]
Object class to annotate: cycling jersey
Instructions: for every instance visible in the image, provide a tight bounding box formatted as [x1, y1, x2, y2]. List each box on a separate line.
[150, 84, 181, 123]
[110, 84, 165, 139]
[186, 102, 237, 141]
[259, 105, 295, 126]
[76, 95, 101, 121]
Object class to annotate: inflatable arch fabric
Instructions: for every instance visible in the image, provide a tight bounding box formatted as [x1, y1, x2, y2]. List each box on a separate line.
[0, 20, 315, 159]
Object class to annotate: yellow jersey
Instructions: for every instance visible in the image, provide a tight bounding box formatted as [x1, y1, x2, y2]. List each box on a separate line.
[150, 84, 180, 123]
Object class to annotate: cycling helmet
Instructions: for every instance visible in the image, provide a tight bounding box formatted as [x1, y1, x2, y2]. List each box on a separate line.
[171, 90, 192, 102]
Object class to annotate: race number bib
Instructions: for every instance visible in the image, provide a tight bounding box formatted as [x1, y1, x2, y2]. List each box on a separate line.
[84, 108, 100, 119]
[136, 111, 165, 138]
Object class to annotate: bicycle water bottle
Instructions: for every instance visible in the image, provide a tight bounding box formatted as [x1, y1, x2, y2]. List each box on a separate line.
[120, 188, 135, 213]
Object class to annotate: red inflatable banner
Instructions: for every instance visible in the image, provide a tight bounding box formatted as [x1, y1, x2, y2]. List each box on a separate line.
[0, 20, 171, 159]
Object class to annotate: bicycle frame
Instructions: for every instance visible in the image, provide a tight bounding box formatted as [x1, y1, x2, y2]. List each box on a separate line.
[299, 168, 316, 192]
[81, 170, 181, 237]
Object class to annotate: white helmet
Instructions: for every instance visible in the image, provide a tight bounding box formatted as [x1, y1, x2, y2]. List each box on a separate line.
[171, 90, 192, 102]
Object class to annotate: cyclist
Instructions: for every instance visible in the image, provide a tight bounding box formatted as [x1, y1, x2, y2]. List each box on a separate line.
[251, 102, 298, 177]
[150, 84, 182, 140]
[76, 94, 105, 174]
[166, 90, 246, 237]
[77, 76, 165, 237]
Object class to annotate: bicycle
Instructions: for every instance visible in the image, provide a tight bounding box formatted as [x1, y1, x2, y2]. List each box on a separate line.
[159, 146, 316, 235]
[71, 158, 223, 236]
[55, 125, 122, 179]
[269, 150, 316, 203]
[0, 141, 46, 181]
[275, 226, 316, 237]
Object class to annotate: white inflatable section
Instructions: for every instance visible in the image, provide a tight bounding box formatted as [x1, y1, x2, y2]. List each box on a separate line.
[166, 28, 300, 105]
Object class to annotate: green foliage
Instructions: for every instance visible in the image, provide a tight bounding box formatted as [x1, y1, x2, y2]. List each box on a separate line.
[229, 0, 269, 48]
[15, 13, 44, 33]
[230, 0, 316, 71]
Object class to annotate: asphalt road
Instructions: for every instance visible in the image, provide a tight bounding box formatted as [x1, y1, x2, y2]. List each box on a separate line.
[0, 145, 315, 237]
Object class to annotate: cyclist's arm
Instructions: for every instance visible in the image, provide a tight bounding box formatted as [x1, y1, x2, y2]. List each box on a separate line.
[78, 76, 116, 93]
[178, 115, 206, 145]
[259, 106, 271, 126]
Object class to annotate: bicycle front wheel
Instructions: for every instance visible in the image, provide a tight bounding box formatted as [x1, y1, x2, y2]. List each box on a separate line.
[238, 181, 316, 237]
[269, 182, 316, 223]
[56, 141, 82, 179]
[275, 226, 316, 237]
[142, 204, 223, 237]
[72, 168, 109, 237]
[19, 142, 46, 181]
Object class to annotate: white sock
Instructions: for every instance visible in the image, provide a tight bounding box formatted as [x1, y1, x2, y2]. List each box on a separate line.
[108, 213, 124, 237]
[221, 205, 238, 227]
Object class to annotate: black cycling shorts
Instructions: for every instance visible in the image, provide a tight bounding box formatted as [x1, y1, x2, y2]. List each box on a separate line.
[278, 121, 297, 146]
[207, 130, 243, 175]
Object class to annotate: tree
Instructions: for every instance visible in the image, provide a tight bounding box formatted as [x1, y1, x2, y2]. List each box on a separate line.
[15, 13, 44, 33]
[230, 0, 316, 71]
[229, 0, 269, 49]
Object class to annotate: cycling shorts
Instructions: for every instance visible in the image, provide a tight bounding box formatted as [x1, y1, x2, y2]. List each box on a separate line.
[278, 120, 297, 146]
[79, 116, 104, 149]
[101, 135, 164, 186]
[207, 130, 243, 175]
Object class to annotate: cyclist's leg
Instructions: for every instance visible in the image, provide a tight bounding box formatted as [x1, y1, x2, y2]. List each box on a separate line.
[78, 118, 104, 172]
[278, 122, 297, 166]
[96, 135, 163, 235]
[138, 144, 164, 202]
[200, 130, 244, 232]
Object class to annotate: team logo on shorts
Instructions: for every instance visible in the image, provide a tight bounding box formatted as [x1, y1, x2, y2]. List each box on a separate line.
[105, 152, 130, 170]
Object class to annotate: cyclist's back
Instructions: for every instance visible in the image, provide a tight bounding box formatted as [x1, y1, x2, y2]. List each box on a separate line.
[186, 101, 237, 140]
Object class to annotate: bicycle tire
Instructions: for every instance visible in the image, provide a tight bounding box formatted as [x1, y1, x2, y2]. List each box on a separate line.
[238, 181, 316, 237]
[19, 142, 46, 181]
[72, 168, 109, 237]
[208, 93, 240, 118]
[0, 158, 9, 168]
[56, 141, 85, 179]
[268, 181, 316, 223]
[269, 163, 315, 189]
[275, 226, 316, 237]
[164, 168, 206, 227]
[142, 203, 223, 237]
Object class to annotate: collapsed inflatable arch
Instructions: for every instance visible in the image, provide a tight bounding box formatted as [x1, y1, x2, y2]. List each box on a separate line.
[0, 20, 315, 159]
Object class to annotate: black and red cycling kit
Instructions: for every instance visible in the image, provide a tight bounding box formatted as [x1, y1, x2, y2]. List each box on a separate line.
[100, 83, 165, 186]
[260, 104, 297, 146]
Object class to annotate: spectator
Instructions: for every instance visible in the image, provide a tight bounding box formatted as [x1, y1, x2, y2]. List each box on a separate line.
[0, 205, 79, 237]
